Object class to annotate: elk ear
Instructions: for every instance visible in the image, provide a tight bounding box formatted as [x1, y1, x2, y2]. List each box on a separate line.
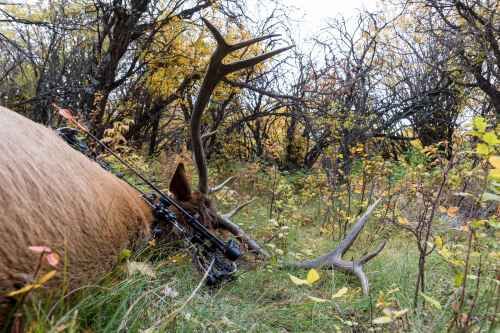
[169, 163, 192, 202]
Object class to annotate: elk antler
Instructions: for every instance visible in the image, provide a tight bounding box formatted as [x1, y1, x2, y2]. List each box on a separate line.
[285, 198, 386, 295]
[189, 19, 292, 258]
[192, 18, 293, 194]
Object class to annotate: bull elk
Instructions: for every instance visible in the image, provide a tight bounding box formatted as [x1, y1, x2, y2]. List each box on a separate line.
[0, 19, 291, 326]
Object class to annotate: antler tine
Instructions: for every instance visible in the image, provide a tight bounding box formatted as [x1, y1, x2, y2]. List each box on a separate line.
[209, 175, 237, 193]
[285, 198, 385, 295]
[218, 214, 270, 258]
[228, 34, 281, 52]
[222, 198, 256, 219]
[333, 198, 382, 256]
[222, 45, 295, 75]
[192, 19, 293, 194]
[201, 17, 229, 51]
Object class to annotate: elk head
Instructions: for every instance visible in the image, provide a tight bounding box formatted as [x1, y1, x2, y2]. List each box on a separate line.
[166, 19, 292, 256]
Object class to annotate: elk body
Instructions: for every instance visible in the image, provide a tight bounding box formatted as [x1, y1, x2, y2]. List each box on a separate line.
[0, 106, 228, 324]
[0, 19, 289, 327]
[0, 106, 151, 321]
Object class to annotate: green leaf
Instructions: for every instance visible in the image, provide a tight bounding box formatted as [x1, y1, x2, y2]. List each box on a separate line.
[118, 249, 132, 262]
[434, 236, 444, 249]
[473, 116, 487, 132]
[482, 192, 500, 202]
[421, 292, 442, 309]
[476, 143, 490, 156]
[454, 272, 464, 287]
[483, 132, 499, 145]
[487, 220, 500, 229]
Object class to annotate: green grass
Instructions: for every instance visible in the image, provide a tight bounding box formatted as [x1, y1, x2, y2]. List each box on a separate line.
[17, 167, 498, 332]
[20, 211, 458, 332]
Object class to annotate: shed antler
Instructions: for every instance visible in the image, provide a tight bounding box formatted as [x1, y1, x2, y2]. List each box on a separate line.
[286, 198, 386, 295]
[192, 19, 292, 257]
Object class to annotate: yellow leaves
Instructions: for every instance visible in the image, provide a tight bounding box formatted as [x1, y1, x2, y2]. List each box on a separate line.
[447, 207, 459, 217]
[434, 236, 444, 250]
[37, 270, 57, 285]
[288, 269, 320, 286]
[439, 206, 459, 217]
[489, 155, 500, 181]
[397, 216, 409, 225]
[373, 308, 409, 325]
[436, 244, 465, 268]
[307, 296, 328, 303]
[6, 270, 57, 297]
[490, 156, 500, 169]
[373, 316, 393, 324]
[332, 287, 348, 299]
[289, 274, 310, 286]
[410, 138, 423, 150]
[306, 287, 349, 303]
[118, 249, 132, 262]
[476, 143, 490, 156]
[483, 132, 499, 145]
[307, 269, 320, 284]
[473, 116, 487, 133]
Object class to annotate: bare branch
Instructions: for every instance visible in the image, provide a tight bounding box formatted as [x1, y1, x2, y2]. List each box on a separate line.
[229, 34, 280, 52]
[223, 78, 302, 101]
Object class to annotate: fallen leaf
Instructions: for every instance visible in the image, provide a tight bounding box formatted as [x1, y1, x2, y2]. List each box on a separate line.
[391, 309, 409, 318]
[288, 274, 309, 286]
[307, 296, 328, 303]
[489, 155, 500, 169]
[476, 143, 490, 156]
[434, 236, 443, 249]
[332, 287, 348, 299]
[37, 270, 57, 285]
[306, 269, 320, 284]
[373, 316, 393, 324]
[6, 284, 36, 297]
[398, 217, 409, 225]
[127, 261, 156, 278]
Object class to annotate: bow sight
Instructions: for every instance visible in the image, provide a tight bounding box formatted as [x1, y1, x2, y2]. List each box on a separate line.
[150, 196, 241, 261]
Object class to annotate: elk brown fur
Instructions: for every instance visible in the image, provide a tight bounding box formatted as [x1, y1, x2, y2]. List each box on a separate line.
[0, 107, 153, 294]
